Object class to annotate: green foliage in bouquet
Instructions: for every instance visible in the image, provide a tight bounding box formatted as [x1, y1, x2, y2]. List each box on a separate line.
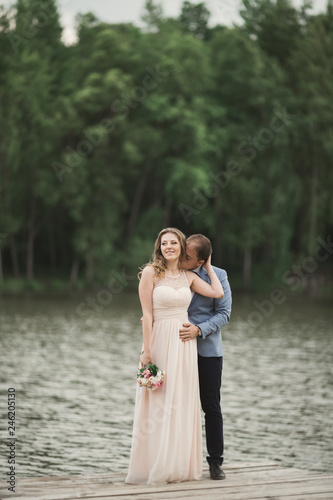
[137, 363, 159, 378]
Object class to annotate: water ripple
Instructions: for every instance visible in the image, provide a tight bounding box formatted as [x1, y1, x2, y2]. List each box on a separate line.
[0, 294, 332, 477]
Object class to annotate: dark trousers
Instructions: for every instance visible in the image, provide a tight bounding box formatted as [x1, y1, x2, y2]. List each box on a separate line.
[198, 355, 223, 465]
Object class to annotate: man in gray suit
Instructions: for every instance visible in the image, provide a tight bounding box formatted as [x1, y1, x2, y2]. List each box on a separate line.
[180, 234, 232, 480]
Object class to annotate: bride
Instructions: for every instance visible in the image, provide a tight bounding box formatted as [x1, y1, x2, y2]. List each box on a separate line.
[125, 227, 223, 485]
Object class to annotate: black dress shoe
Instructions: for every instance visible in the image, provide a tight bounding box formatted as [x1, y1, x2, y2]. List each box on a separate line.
[209, 463, 226, 480]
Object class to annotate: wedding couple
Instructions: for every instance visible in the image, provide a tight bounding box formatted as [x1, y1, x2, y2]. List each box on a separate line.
[125, 228, 232, 485]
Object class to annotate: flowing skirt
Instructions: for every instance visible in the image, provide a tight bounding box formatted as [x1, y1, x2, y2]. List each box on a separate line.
[125, 316, 202, 485]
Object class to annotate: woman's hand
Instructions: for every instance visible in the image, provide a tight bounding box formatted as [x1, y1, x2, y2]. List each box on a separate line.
[187, 253, 224, 299]
[140, 350, 153, 368]
[202, 254, 213, 272]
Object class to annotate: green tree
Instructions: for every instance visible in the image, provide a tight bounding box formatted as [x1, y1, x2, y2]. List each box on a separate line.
[142, 0, 163, 30]
[288, 7, 333, 255]
[0, 0, 65, 281]
[240, 0, 309, 66]
[179, 1, 210, 39]
[0, 0, 332, 291]
[207, 26, 297, 284]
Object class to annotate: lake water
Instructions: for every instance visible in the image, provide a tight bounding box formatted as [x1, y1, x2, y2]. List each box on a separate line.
[0, 292, 332, 478]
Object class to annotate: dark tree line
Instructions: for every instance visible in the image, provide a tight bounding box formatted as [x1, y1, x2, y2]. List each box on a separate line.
[0, 0, 332, 291]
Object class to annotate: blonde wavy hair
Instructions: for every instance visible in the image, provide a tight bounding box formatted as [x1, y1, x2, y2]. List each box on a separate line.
[139, 227, 186, 279]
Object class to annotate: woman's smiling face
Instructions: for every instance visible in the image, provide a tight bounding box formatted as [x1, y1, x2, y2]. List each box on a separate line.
[160, 232, 181, 261]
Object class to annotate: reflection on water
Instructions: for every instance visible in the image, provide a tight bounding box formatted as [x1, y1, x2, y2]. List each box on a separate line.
[0, 293, 332, 477]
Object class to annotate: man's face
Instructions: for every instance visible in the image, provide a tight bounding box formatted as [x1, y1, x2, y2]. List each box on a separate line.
[181, 242, 204, 270]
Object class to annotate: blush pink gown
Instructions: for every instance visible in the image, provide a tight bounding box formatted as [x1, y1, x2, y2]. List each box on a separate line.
[125, 272, 202, 485]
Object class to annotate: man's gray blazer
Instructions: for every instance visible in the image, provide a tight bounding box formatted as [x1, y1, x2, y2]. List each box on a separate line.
[188, 265, 232, 357]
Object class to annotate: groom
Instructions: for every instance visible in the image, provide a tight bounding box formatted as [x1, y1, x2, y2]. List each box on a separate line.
[180, 234, 232, 480]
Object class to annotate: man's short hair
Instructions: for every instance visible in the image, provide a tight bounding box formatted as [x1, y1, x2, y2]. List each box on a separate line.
[187, 234, 212, 262]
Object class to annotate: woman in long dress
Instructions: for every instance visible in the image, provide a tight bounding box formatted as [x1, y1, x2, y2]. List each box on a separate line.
[125, 227, 224, 485]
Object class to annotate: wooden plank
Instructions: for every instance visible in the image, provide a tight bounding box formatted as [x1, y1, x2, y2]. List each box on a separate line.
[86, 477, 333, 499]
[0, 464, 332, 500]
[76, 478, 333, 500]
[163, 479, 333, 500]
[25, 478, 332, 500]
[0, 471, 125, 485]
[0, 463, 281, 491]
[0, 464, 274, 493]
[0, 462, 279, 486]
[0, 467, 287, 499]
[2, 468, 317, 496]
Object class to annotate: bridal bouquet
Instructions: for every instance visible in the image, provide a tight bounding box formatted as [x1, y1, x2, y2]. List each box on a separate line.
[137, 363, 165, 391]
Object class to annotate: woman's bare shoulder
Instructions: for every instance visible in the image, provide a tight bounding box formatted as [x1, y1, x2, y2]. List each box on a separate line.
[141, 265, 155, 277]
[185, 270, 196, 283]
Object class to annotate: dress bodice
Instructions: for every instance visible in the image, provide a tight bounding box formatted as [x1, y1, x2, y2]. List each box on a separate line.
[153, 272, 191, 322]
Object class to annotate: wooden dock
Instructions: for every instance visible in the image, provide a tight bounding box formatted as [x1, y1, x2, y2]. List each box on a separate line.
[1, 463, 333, 500]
